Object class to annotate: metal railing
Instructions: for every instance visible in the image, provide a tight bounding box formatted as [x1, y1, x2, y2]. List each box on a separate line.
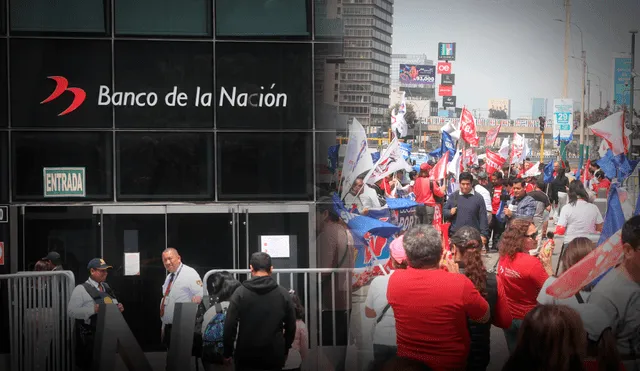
[203, 268, 360, 371]
[0, 271, 75, 371]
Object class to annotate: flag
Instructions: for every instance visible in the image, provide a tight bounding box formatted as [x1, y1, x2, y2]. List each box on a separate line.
[546, 185, 626, 299]
[428, 131, 456, 159]
[510, 133, 525, 164]
[332, 194, 400, 240]
[485, 149, 506, 176]
[498, 137, 510, 159]
[459, 107, 479, 147]
[364, 138, 413, 185]
[371, 152, 381, 163]
[391, 92, 408, 138]
[430, 151, 450, 181]
[385, 197, 419, 210]
[447, 150, 463, 181]
[327, 145, 340, 174]
[441, 119, 461, 141]
[485, 124, 501, 147]
[597, 150, 618, 180]
[523, 135, 531, 158]
[582, 160, 591, 184]
[589, 111, 628, 156]
[524, 161, 541, 177]
[543, 160, 554, 183]
[635, 188, 640, 217]
[399, 142, 412, 160]
[612, 154, 639, 183]
[598, 139, 609, 158]
[341, 118, 374, 200]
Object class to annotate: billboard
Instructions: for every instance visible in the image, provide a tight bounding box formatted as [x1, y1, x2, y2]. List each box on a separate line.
[438, 42, 456, 61]
[438, 85, 453, 96]
[443, 96, 456, 108]
[437, 62, 452, 74]
[399, 64, 435, 85]
[441, 74, 455, 85]
[553, 99, 574, 142]
[613, 57, 632, 106]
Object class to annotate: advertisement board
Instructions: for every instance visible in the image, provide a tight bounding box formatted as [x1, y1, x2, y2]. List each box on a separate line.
[441, 74, 455, 85]
[443, 96, 457, 108]
[613, 57, 632, 106]
[399, 64, 435, 85]
[438, 42, 456, 61]
[552, 99, 574, 142]
[438, 85, 453, 96]
[437, 62, 452, 74]
[43, 167, 86, 197]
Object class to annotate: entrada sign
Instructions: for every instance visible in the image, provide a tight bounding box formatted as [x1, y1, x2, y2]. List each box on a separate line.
[43, 167, 86, 197]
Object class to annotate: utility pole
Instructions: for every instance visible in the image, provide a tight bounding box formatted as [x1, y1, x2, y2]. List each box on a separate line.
[579, 49, 586, 173]
[560, 0, 571, 163]
[587, 79, 591, 113]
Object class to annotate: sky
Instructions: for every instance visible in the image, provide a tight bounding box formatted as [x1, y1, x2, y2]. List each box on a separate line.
[392, 0, 640, 118]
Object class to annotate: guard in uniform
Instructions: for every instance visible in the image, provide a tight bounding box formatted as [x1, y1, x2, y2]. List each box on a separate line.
[67, 258, 124, 370]
[160, 247, 203, 349]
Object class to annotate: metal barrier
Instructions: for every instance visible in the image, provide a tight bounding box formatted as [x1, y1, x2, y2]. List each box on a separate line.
[0, 271, 76, 371]
[203, 268, 360, 371]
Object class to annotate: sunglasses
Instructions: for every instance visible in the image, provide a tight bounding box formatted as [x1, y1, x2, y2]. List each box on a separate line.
[527, 231, 539, 240]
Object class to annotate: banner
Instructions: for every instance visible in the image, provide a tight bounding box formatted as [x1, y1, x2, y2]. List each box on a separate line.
[553, 99, 574, 142]
[485, 124, 501, 147]
[459, 107, 479, 146]
[365, 138, 412, 185]
[485, 149, 506, 175]
[613, 57, 632, 106]
[399, 64, 436, 85]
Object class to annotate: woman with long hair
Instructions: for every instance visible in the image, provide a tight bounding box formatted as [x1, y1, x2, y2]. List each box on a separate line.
[497, 218, 552, 353]
[555, 181, 603, 273]
[448, 227, 512, 371]
[502, 304, 587, 371]
[550, 167, 569, 217]
[537, 237, 596, 305]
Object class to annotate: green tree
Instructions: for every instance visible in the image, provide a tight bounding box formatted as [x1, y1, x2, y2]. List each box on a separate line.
[383, 103, 417, 130]
[488, 109, 508, 119]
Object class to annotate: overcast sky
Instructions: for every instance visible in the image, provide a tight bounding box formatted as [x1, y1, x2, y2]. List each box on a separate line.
[392, 0, 640, 118]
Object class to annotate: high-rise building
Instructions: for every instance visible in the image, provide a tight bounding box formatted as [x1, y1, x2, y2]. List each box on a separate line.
[531, 98, 547, 118]
[340, 0, 394, 133]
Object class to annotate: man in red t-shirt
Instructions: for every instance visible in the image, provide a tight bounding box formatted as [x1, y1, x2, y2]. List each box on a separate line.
[387, 225, 489, 371]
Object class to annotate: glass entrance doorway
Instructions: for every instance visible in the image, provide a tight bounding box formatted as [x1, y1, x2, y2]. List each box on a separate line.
[92, 203, 311, 351]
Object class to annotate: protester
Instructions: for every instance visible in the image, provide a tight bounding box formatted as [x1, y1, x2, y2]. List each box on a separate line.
[345, 173, 382, 213]
[387, 225, 490, 371]
[413, 163, 445, 224]
[489, 172, 509, 253]
[444, 172, 490, 244]
[449, 227, 512, 371]
[473, 172, 493, 227]
[503, 178, 537, 224]
[223, 252, 297, 371]
[496, 219, 550, 352]
[502, 305, 587, 371]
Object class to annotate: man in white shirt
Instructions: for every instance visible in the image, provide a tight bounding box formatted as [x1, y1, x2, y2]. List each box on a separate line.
[343, 175, 381, 213]
[474, 173, 493, 225]
[68, 258, 123, 370]
[160, 248, 203, 350]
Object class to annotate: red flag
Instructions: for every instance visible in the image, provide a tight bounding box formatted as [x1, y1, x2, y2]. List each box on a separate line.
[459, 107, 479, 147]
[485, 149, 506, 175]
[582, 160, 591, 184]
[485, 124, 501, 147]
[546, 230, 624, 299]
[430, 151, 450, 181]
[432, 204, 443, 227]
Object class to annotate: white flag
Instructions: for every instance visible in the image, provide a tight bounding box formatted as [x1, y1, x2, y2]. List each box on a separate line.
[498, 137, 510, 159]
[524, 161, 541, 177]
[341, 118, 374, 200]
[391, 92, 408, 138]
[511, 133, 525, 164]
[441, 120, 461, 141]
[447, 150, 462, 181]
[364, 138, 413, 185]
[589, 112, 628, 155]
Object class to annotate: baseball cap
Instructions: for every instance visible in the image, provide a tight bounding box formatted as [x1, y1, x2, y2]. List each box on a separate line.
[389, 235, 407, 264]
[42, 251, 61, 262]
[87, 258, 112, 270]
[477, 172, 488, 180]
[420, 163, 432, 171]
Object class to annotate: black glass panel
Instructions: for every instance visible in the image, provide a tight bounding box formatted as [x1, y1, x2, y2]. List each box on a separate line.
[114, 41, 213, 128]
[215, 42, 312, 130]
[217, 132, 312, 200]
[0, 39, 7, 127]
[12, 132, 112, 200]
[0, 131, 7, 203]
[216, 0, 309, 37]
[10, 39, 112, 128]
[101, 214, 166, 351]
[10, 0, 107, 34]
[0, 0, 5, 35]
[115, 0, 211, 36]
[117, 132, 214, 200]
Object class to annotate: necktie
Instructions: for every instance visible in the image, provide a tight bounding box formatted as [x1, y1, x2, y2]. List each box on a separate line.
[160, 273, 175, 318]
[98, 283, 104, 292]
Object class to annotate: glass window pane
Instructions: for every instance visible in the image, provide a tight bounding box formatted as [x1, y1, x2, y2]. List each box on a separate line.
[114, 41, 213, 128]
[12, 131, 113, 200]
[116, 132, 214, 200]
[115, 0, 211, 36]
[0, 0, 6, 35]
[10, 0, 106, 34]
[10, 39, 112, 128]
[0, 39, 6, 127]
[314, 0, 344, 39]
[217, 132, 312, 200]
[0, 131, 8, 202]
[215, 42, 312, 130]
[216, 0, 309, 37]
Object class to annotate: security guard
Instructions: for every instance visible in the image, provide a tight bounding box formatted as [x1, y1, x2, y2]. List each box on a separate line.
[160, 247, 203, 349]
[68, 258, 124, 370]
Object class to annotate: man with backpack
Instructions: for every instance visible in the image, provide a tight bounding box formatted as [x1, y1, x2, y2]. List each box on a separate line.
[223, 252, 297, 371]
[67, 258, 123, 371]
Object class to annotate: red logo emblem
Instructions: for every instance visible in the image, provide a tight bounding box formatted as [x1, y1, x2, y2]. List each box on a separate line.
[41, 76, 86, 116]
[437, 62, 452, 74]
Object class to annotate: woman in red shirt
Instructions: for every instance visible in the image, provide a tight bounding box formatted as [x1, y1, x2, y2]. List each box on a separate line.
[448, 227, 512, 371]
[497, 218, 550, 353]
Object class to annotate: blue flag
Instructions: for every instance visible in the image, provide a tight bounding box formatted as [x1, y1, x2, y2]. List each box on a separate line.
[589, 184, 626, 286]
[399, 143, 412, 160]
[612, 154, 639, 182]
[327, 145, 340, 174]
[543, 161, 554, 183]
[597, 150, 617, 180]
[442, 131, 456, 158]
[635, 188, 640, 217]
[371, 152, 381, 163]
[385, 197, 419, 210]
[331, 194, 400, 241]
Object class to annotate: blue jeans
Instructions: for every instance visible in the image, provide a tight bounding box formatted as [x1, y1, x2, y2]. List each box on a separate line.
[503, 319, 523, 353]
